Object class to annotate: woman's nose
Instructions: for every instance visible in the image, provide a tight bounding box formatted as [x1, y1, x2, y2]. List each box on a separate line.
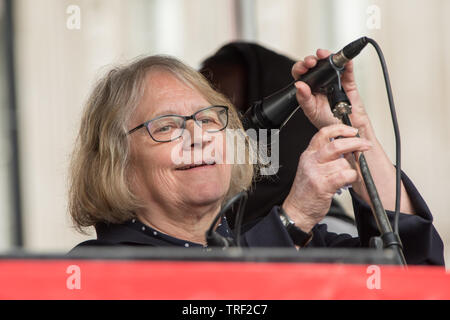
[181, 120, 211, 150]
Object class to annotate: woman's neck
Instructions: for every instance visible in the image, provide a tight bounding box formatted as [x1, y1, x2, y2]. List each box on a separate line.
[136, 201, 222, 245]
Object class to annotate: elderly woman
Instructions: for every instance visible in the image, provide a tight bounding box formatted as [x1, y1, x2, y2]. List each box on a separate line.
[70, 51, 444, 265]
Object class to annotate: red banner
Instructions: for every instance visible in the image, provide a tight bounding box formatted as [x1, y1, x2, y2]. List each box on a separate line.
[0, 260, 448, 300]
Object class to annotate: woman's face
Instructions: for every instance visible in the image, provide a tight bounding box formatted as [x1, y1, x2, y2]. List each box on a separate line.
[129, 70, 232, 210]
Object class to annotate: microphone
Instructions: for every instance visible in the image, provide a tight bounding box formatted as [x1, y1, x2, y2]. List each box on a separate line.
[241, 37, 369, 130]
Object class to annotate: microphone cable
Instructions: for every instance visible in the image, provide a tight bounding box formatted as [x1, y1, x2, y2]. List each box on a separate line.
[233, 191, 248, 247]
[205, 191, 248, 248]
[326, 37, 404, 264]
[365, 38, 402, 237]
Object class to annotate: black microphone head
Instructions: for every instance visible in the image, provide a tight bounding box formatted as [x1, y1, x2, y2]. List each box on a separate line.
[242, 83, 299, 130]
[242, 37, 369, 131]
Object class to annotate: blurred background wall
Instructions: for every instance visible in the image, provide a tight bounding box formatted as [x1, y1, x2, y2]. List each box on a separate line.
[0, 0, 448, 265]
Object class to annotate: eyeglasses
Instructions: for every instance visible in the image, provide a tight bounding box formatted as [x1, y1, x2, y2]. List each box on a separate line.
[128, 105, 229, 142]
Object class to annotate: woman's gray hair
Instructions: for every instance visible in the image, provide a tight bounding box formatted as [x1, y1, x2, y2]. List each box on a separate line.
[69, 55, 256, 233]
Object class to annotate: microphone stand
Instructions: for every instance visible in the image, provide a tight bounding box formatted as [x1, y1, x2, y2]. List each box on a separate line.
[325, 79, 406, 266]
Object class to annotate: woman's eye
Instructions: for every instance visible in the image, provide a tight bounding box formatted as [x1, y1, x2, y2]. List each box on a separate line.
[157, 125, 173, 132]
[200, 117, 219, 125]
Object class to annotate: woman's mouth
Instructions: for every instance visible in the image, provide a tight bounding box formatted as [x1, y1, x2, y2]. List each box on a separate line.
[175, 161, 216, 171]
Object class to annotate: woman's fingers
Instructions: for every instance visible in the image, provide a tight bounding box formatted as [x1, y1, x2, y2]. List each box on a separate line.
[309, 124, 358, 149]
[304, 55, 318, 68]
[326, 169, 359, 192]
[341, 60, 358, 92]
[291, 54, 319, 79]
[292, 50, 332, 79]
[315, 137, 372, 163]
[291, 62, 308, 79]
[292, 49, 358, 92]
[302, 123, 373, 193]
[316, 49, 331, 59]
[318, 157, 353, 176]
[294, 81, 315, 112]
[283, 123, 367, 229]
[292, 48, 359, 99]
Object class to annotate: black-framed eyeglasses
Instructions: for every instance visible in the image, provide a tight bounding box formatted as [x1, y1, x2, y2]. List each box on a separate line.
[128, 105, 229, 142]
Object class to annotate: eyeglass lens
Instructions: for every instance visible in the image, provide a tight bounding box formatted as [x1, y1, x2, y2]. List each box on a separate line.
[147, 106, 227, 142]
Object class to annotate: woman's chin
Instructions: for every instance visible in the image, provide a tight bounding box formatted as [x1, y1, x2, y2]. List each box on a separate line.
[173, 164, 231, 206]
[182, 183, 227, 206]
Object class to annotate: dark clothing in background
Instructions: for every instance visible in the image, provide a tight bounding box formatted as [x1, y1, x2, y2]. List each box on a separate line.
[71, 171, 444, 266]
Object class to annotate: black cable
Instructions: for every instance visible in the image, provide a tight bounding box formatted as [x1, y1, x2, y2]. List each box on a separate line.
[205, 191, 247, 247]
[325, 44, 406, 265]
[366, 38, 401, 236]
[336, 38, 405, 265]
[233, 191, 248, 247]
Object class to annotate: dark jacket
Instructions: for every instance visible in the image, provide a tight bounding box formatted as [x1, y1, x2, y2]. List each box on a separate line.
[72, 171, 444, 266]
